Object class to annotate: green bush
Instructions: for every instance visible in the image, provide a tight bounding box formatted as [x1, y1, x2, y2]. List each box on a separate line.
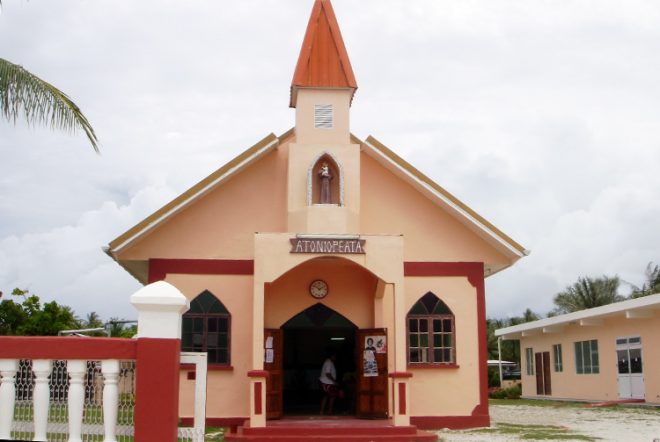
[489, 384, 521, 399]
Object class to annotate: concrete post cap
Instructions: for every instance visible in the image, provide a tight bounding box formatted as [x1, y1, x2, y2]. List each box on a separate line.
[130, 281, 189, 309]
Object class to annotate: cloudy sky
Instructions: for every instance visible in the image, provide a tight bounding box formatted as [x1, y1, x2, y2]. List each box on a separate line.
[1, 1, 659, 322]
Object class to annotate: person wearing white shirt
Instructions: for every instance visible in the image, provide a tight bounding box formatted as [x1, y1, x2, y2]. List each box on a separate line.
[319, 351, 341, 415]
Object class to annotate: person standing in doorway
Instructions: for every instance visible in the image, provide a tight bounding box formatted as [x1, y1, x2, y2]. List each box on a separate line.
[319, 350, 342, 415]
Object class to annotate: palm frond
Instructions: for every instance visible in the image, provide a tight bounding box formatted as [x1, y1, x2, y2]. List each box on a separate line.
[0, 57, 99, 152]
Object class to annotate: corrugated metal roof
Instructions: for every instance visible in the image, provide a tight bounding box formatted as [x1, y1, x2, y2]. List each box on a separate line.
[290, 0, 357, 107]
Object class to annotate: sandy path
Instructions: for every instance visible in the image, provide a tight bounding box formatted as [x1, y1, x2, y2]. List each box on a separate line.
[436, 404, 660, 441]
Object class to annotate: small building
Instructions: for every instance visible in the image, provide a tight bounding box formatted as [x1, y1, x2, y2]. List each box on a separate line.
[495, 293, 660, 404]
[106, 0, 526, 434]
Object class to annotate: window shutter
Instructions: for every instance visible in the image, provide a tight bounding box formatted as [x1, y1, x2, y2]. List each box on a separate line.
[314, 104, 333, 129]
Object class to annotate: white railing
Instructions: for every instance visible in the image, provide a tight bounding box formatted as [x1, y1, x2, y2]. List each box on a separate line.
[178, 352, 208, 442]
[0, 358, 136, 442]
[0, 281, 194, 442]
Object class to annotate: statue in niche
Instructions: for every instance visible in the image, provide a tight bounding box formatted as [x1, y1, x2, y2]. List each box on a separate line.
[318, 162, 333, 204]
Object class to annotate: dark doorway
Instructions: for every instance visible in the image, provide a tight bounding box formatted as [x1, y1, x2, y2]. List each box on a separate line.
[282, 303, 357, 415]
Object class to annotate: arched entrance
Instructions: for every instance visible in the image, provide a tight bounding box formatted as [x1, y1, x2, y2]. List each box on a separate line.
[262, 256, 391, 420]
[281, 303, 357, 415]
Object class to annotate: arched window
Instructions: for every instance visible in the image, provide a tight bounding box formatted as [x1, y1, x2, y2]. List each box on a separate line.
[407, 292, 455, 365]
[182, 290, 230, 365]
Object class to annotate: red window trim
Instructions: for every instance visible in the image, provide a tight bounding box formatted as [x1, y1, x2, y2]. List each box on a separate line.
[407, 363, 460, 369]
[180, 363, 234, 371]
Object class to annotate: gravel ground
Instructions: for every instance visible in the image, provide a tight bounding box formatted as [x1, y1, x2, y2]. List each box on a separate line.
[436, 404, 660, 441]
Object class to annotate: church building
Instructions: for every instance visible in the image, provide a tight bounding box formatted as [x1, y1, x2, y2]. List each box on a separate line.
[106, 0, 526, 438]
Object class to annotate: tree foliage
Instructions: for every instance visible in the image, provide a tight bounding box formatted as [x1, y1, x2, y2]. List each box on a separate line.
[0, 58, 99, 152]
[0, 288, 137, 337]
[0, 0, 99, 153]
[630, 262, 660, 298]
[0, 288, 79, 336]
[552, 275, 624, 315]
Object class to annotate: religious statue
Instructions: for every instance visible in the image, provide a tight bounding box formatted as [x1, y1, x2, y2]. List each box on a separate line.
[318, 162, 333, 204]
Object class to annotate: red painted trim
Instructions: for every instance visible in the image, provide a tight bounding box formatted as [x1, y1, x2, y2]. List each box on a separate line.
[148, 258, 254, 283]
[403, 261, 489, 422]
[398, 382, 406, 415]
[388, 371, 413, 378]
[247, 370, 269, 378]
[180, 363, 233, 371]
[254, 381, 263, 415]
[411, 414, 489, 430]
[472, 265, 489, 418]
[404, 261, 482, 277]
[408, 363, 460, 369]
[134, 338, 181, 441]
[0, 336, 136, 360]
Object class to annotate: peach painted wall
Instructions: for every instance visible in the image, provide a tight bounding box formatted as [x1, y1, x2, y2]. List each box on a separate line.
[165, 274, 253, 418]
[360, 151, 509, 265]
[265, 258, 377, 329]
[518, 314, 660, 404]
[287, 141, 360, 233]
[405, 277, 480, 416]
[117, 144, 290, 261]
[295, 89, 352, 145]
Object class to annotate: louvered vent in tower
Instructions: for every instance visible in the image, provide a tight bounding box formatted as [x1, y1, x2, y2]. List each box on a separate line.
[314, 104, 333, 129]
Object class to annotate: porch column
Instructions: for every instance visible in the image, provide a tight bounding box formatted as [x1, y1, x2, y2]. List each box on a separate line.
[391, 280, 410, 426]
[389, 372, 412, 427]
[250, 258, 266, 428]
[247, 370, 268, 428]
[131, 281, 189, 442]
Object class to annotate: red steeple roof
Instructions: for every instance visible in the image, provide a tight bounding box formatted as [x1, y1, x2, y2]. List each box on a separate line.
[290, 0, 357, 107]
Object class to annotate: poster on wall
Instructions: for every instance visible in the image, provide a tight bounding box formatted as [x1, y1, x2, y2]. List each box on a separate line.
[365, 336, 387, 354]
[265, 349, 274, 364]
[363, 348, 378, 377]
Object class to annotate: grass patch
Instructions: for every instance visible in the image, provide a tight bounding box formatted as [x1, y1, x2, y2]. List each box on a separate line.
[459, 423, 596, 441]
[204, 427, 225, 441]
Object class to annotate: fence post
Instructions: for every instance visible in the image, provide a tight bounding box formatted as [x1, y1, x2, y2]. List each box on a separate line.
[131, 281, 189, 442]
[0, 359, 18, 440]
[32, 359, 52, 442]
[67, 360, 87, 442]
[101, 360, 120, 442]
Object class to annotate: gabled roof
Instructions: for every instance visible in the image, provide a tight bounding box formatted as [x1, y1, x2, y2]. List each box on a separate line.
[361, 135, 528, 272]
[290, 0, 357, 107]
[106, 130, 527, 279]
[495, 293, 660, 340]
[107, 130, 288, 255]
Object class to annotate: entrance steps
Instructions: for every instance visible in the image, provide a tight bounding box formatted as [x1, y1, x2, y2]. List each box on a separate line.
[224, 417, 438, 442]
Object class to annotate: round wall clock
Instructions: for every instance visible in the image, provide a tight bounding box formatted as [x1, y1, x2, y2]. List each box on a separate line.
[309, 279, 329, 299]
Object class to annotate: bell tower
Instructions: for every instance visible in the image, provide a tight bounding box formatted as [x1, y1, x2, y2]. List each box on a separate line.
[287, 0, 360, 234]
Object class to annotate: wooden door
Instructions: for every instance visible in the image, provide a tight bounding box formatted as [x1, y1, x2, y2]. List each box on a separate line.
[264, 329, 283, 419]
[356, 328, 388, 419]
[535, 351, 551, 395]
[542, 352, 551, 395]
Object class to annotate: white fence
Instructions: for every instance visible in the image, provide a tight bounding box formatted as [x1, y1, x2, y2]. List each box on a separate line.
[1, 356, 206, 442]
[0, 282, 205, 442]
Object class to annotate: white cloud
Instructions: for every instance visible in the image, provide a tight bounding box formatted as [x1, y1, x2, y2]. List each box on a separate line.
[1, 1, 659, 321]
[0, 184, 176, 319]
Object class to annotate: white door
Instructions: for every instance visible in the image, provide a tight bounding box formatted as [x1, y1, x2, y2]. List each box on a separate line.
[616, 337, 644, 400]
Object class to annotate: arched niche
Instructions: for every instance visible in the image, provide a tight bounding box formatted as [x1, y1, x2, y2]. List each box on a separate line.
[307, 152, 344, 206]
